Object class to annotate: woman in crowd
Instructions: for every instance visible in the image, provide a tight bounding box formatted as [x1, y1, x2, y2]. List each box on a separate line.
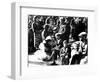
[32, 16, 44, 49]
[42, 18, 55, 40]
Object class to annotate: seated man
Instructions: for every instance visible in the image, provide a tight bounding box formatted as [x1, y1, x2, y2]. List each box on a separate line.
[49, 33, 63, 65]
[79, 32, 88, 64]
[70, 32, 87, 65]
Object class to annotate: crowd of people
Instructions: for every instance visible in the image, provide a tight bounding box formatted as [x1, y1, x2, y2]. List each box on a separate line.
[28, 15, 88, 65]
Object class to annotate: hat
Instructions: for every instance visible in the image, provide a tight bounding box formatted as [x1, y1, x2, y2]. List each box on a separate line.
[53, 26, 58, 31]
[78, 32, 87, 37]
[55, 33, 62, 37]
[45, 36, 52, 40]
[43, 40, 46, 44]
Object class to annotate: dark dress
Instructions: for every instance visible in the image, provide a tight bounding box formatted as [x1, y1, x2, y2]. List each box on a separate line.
[33, 22, 44, 48]
[28, 28, 36, 54]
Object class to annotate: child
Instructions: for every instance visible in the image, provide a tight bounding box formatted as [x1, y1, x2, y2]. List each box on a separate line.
[60, 40, 69, 65]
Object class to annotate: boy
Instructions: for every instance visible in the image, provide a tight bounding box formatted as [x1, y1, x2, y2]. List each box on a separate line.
[60, 40, 69, 65]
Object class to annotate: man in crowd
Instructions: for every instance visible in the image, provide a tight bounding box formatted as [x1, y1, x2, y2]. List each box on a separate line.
[70, 32, 87, 64]
[48, 33, 63, 65]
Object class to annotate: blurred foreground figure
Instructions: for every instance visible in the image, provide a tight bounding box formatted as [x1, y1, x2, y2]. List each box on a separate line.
[29, 40, 48, 62]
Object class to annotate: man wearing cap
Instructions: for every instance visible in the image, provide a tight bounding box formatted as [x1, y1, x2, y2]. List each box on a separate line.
[79, 32, 88, 64]
[70, 32, 88, 64]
